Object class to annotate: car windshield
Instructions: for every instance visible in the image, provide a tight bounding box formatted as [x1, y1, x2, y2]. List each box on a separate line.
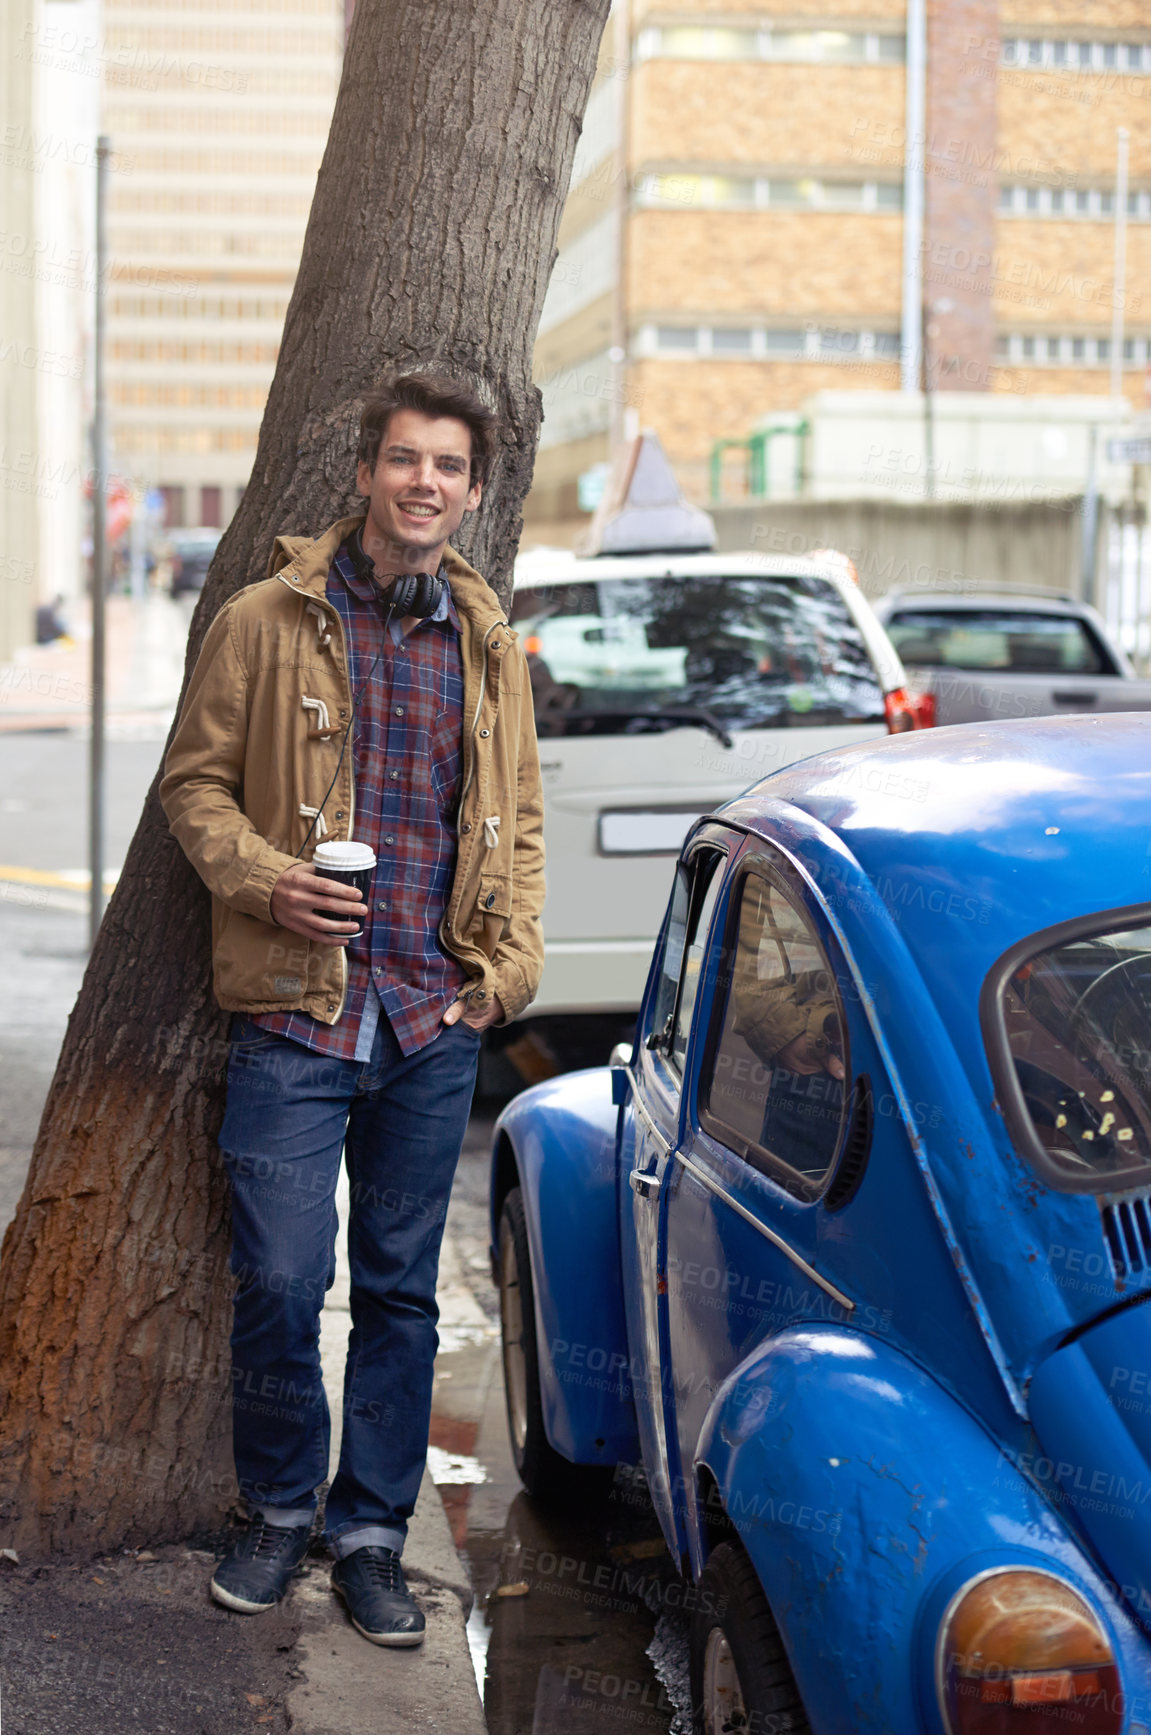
[511, 573, 885, 737]
[996, 917, 1151, 1185]
[887, 608, 1111, 675]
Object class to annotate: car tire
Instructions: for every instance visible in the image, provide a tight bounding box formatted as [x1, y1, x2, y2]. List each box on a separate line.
[689, 1540, 810, 1735]
[497, 1186, 611, 1504]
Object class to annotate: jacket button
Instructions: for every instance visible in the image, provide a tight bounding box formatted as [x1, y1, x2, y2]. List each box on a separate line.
[476, 989, 487, 1000]
[335, 810, 345, 819]
[485, 891, 496, 908]
[479, 728, 490, 738]
[327, 1003, 336, 1013]
[461, 822, 472, 833]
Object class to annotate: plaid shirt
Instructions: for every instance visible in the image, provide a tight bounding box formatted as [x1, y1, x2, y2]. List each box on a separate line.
[252, 542, 466, 1059]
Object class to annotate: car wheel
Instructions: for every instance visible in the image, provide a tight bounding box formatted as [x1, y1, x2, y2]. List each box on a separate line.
[497, 1186, 611, 1503]
[689, 1541, 810, 1735]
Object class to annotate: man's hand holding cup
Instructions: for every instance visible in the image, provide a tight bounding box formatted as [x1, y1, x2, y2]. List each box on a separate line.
[270, 842, 377, 945]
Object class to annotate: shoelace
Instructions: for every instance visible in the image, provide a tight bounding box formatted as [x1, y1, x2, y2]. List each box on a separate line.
[357, 1550, 403, 1592]
[246, 1519, 304, 1560]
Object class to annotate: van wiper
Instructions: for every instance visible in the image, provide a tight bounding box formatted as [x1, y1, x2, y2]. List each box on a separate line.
[555, 706, 734, 749]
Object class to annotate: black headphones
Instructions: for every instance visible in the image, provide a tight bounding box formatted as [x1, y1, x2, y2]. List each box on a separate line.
[347, 529, 446, 619]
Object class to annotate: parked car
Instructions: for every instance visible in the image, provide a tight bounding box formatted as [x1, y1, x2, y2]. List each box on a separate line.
[509, 546, 923, 1053]
[874, 587, 1151, 725]
[165, 527, 221, 597]
[492, 711, 1151, 1735]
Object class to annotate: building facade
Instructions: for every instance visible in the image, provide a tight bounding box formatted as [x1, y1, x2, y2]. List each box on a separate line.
[101, 0, 344, 530]
[528, 0, 1151, 532]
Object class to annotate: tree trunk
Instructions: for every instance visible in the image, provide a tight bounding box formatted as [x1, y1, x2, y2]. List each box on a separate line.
[0, 0, 610, 1556]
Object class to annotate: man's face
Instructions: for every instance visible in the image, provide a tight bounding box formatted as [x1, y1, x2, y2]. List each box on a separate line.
[356, 407, 482, 571]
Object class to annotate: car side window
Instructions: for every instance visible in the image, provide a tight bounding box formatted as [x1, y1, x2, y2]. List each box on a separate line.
[703, 867, 849, 1191]
[646, 849, 725, 1076]
[670, 864, 723, 1075]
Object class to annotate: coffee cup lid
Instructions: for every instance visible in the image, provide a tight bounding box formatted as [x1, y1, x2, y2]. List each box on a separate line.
[314, 841, 377, 870]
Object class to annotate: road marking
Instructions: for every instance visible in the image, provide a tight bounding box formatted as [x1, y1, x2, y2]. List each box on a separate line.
[0, 866, 119, 891]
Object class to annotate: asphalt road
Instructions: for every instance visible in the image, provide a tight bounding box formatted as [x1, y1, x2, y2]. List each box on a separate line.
[0, 731, 166, 876]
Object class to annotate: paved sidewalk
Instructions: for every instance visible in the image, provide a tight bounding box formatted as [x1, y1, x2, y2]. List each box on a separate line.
[0, 594, 191, 733]
[289, 1170, 488, 1735]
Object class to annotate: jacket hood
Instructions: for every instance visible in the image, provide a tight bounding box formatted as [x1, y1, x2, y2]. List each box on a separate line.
[265, 513, 509, 634]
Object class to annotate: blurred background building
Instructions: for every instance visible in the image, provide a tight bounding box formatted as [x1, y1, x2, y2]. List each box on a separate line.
[527, 1, 1151, 539]
[101, 0, 343, 532]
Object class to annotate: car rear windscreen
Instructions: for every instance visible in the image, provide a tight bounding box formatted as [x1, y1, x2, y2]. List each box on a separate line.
[993, 917, 1151, 1187]
[511, 573, 886, 737]
[887, 608, 1111, 675]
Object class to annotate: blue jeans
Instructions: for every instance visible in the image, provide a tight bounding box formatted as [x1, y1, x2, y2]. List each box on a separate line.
[218, 1012, 479, 1555]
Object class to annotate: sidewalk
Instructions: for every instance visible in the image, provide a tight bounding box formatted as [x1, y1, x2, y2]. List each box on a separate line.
[0, 900, 490, 1732]
[288, 1170, 488, 1735]
[0, 593, 189, 734]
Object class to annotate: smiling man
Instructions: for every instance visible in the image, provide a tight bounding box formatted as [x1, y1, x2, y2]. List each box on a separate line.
[160, 373, 544, 1645]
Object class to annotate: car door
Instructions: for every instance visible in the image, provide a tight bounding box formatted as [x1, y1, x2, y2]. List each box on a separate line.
[618, 831, 729, 1550]
[658, 846, 864, 1543]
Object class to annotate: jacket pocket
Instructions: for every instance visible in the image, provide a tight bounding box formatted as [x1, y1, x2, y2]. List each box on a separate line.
[472, 871, 513, 957]
[213, 909, 313, 1005]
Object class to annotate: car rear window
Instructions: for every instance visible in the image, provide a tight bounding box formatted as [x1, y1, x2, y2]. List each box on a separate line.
[887, 608, 1111, 675]
[511, 573, 885, 738]
[989, 914, 1151, 1189]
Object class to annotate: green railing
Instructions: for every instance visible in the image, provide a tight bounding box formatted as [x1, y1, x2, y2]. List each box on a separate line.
[709, 420, 810, 503]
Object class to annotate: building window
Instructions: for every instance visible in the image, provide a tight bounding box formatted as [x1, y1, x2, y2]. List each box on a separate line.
[159, 485, 185, 529]
[656, 327, 700, 352]
[998, 184, 1149, 220]
[998, 332, 1149, 368]
[711, 328, 754, 354]
[1001, 36, 1150, 73]
[200, 486, 222, 528]
[636, 24, 903, 64]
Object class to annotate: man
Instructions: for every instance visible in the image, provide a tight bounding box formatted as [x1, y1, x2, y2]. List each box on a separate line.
[160, 372, 544, 1645]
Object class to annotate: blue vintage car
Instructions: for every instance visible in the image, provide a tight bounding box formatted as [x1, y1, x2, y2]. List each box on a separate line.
[491, 712, 1151, 1735]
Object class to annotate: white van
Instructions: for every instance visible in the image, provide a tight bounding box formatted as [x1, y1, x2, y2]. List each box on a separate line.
[507, 543, 915, 1039]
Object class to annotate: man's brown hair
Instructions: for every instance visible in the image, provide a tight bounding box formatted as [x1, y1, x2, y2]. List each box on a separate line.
[357, 372, 498, 488]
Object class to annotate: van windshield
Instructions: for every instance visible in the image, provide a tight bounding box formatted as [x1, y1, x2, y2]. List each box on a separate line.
[510, 573, 885, 737]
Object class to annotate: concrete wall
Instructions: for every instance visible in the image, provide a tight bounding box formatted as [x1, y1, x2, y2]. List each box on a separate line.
[710, 495, 1088, 600]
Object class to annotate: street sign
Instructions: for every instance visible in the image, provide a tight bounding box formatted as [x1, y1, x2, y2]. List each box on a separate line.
[1106, 436, 1151, 463]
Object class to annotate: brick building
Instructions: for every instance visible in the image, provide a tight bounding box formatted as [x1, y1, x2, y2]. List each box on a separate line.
[528, 0, 1151, 531]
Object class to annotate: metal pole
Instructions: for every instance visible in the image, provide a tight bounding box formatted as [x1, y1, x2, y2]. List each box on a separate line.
[89, 136, 109, 950]
[1111, 127, 1129, 402]
[1081, 423, 1099, 608]
[900, 0, 926, 393]
[609, 0, 632, 452]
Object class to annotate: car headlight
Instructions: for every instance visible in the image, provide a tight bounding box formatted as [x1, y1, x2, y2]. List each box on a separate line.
[937, 1569, 1122, 1734]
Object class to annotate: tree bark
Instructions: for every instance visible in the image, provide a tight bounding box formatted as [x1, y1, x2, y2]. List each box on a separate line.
[0, 0, 610, 1556]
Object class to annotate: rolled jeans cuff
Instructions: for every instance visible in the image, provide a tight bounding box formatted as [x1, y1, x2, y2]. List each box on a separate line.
[329, 1524, 406, 1560]
[252, 1501, 315, 1529]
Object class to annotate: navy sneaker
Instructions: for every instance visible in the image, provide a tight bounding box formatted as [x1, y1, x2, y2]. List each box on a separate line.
[331, 1546, 425, 1647]
[210, 1517, 312, 1613]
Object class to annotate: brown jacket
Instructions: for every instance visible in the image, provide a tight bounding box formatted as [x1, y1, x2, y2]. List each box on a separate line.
[160, 513, 545, 1025]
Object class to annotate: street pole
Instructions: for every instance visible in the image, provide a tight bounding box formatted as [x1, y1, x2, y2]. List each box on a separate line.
[1111, 126, 1129, 403]
[900, 0, 926, 395]
[609, 0, 632, 453]
[89, 136, 109, 951]
[1081, 423, 1099, 608]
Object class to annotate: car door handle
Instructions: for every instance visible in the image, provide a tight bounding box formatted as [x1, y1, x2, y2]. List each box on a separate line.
[1053, 690, 1097, 705]
[629, 1169, 661, 1200]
